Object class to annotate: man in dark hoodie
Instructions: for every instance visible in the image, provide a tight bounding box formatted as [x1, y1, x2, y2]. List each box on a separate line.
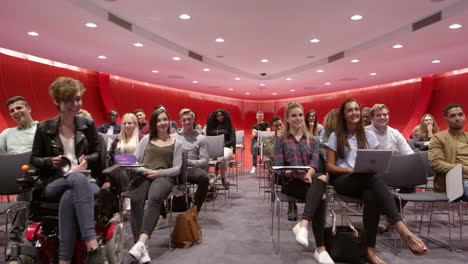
[172, 108, 210, 211]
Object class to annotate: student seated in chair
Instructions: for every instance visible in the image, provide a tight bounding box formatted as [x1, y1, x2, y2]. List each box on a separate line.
[325, 98, 428, 264]
[429, 104, 468, 201]
[128, 108, 182, 263]
[274, 102, 334, 264]
[0, 96, 38, 258]
[30, 77, 103, 264]
[172, 108, 210, 212]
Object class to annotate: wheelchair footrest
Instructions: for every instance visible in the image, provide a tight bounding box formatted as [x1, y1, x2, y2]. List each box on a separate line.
[10, 244, 41, 258]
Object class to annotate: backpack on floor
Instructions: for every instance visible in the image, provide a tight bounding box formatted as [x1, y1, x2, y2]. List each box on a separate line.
[171, 206, 202, 248]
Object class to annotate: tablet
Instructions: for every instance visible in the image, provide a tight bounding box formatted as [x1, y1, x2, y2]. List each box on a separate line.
[353, 150, 392, 173]
[272, 166, 311, 171]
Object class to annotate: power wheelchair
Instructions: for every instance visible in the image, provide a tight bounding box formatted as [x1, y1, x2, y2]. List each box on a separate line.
[8, 164, 123, 264]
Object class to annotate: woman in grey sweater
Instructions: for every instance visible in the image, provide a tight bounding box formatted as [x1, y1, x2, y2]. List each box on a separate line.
[128, 108, 182, 263]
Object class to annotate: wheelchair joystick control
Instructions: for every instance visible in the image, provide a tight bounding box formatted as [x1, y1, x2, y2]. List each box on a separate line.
[17, 164, 35, 190]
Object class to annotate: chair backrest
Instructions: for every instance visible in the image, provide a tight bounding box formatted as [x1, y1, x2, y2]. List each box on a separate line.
[384, 153, 427, 188]
[0, 152, 32, 195]
[416, 151, 435, 178]
[178, 150, 189, 185]
[235, 130, 244, 147]
[205, 135, 225, 159]
[258, 131, 275, 157]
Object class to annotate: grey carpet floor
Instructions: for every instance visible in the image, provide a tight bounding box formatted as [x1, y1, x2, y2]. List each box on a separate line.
[1, 172, 467, 263]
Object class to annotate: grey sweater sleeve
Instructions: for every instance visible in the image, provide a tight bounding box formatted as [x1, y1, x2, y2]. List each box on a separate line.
[191, 136, 209, 168]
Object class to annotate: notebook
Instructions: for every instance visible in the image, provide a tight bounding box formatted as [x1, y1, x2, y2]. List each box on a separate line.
[353, 150, 392, 174]
[446, 164, 464, 202]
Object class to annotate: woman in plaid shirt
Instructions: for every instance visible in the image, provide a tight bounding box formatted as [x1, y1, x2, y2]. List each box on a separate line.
[274, 102, 334, 264]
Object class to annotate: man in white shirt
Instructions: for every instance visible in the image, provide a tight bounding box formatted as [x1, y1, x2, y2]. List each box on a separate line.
[366, 104, 413, 155]
[0, 96, 37, 257]
[365, 103, 414, 232]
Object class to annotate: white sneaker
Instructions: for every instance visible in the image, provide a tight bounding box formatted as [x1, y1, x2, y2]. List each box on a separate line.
[123, 197, 131, 211]
[139, 245, 151, 264]
[250, 167, 256, 174]
[314, 250, 335, 264]
[129, 241, 146, 261]
[208, 173, 217, 185]
[155, 215, 168, 230]
[292, 222, 309, 247]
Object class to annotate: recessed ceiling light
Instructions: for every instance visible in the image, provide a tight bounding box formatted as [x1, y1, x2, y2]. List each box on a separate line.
[316, 69, 324, 73]
[215, 38, 225, 42]
[172, 57, 181, 61]
[203, 68, 210, 72]
[325, 82, 331, 85]
[432, 60, 441, 63]
[261, 59, 269, 63]
[245, 92, 250, 95]
[259, 83, 265, 86]
[393, 44, 403, 49]
[228, 88, 234, 91]
[449, 24, 462, 29]
[272, 93, 277, 95]
[152, 70, 159, 73]
[179, 14, 191, 20]
[350, 14, 363, 21]
[98, 55, 107, 59]
[133, 42, 143, 47]
[285, 78, 293, 81]
[27, 32, 39, 36]
[85, 23, 97, 28]
[289, 89, 295, 92]
[310, 38, 320, 43]
[192, 81, 198, 83]
[369, 72, 377, 76]
[234, 77, 240, 80]
[351, 59, 359, 63]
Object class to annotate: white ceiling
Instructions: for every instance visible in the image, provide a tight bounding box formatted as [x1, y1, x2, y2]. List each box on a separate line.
[1, 0, 468, 100]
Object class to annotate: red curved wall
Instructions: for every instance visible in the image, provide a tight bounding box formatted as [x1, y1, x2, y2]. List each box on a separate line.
[1, 50, 467, 166]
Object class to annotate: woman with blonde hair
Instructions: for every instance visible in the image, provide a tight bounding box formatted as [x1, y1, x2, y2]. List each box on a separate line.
[322, 108, 339, 143]
[274, 102, 334, 264]
[412, 114, 439, 151]
[113, 113, 139, 155]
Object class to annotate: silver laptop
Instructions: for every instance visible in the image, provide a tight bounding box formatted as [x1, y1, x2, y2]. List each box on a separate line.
[354, 150, 392, 173]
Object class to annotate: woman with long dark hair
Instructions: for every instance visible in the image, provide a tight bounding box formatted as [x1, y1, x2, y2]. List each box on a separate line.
[205, 109, 236, 188]
[305, 109, 324, 141]
[412, 114, 439, 151]
[30, 77, 103, 264]
[274, 102, 334, 264]
[325, 98, 428, 264]
[128, 108, 182, 263]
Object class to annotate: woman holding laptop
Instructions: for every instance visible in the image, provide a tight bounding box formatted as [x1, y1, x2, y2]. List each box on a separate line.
[325, 98, 428, 264]
[274, 102, 334, 264]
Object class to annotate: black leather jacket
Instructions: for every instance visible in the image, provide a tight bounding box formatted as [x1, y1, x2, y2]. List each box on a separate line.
[30, 115, 102, 185]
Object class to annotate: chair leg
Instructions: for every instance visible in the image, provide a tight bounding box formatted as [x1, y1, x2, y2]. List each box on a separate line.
[168, 198, 173, 250]
[427, 202, 435, 237]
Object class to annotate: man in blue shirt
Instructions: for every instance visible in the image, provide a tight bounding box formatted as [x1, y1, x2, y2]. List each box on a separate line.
[98, 109, 121, 135]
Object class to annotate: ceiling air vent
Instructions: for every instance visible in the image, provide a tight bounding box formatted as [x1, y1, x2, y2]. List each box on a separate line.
[108, 13, 132, 31]
[188, 51, 203, 62]
[207, 85, 221, 89]
[328, 52, 344, 63]
[412, 12, 442, 31]
[167, 75, 184, 79]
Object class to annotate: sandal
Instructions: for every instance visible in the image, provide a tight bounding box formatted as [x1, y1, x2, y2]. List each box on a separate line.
[367, 254, 388, 264]
[404, 235, 430, 256]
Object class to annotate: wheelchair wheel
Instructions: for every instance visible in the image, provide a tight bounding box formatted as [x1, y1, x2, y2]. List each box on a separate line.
[105, 222, 123, 264]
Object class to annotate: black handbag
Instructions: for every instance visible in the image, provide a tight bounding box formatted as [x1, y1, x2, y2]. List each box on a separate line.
[324, 210, 367, 264]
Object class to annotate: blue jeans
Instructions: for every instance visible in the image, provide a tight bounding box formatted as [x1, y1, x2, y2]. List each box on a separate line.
[462, 179, 468, 202]
[44, 172, 99, 261]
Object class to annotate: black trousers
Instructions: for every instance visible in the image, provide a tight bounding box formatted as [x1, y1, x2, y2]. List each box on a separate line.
[187, 167, 210, 211]
[281, 173, 327, 247]
[333, 173, 402, 247]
